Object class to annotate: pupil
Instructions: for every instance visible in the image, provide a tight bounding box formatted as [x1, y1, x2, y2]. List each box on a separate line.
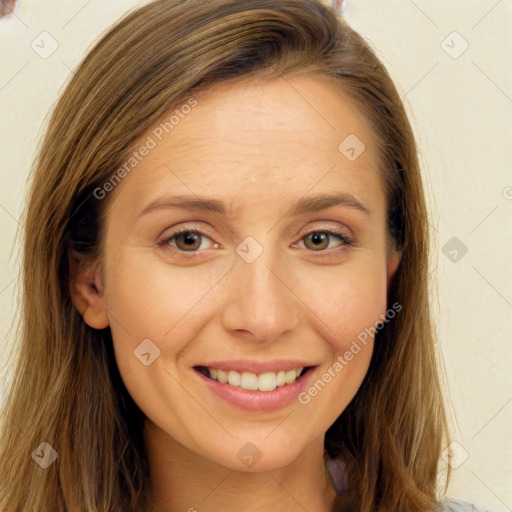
[312, 233, 326, 245]
[307, 232, 328, 251]
[181, 233, 199, 248]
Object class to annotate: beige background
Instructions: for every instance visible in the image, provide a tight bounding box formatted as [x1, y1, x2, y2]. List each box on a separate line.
[0, 0, 510, 509]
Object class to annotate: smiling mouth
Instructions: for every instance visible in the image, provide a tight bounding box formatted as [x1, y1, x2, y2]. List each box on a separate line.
[194, 365, 315, 392]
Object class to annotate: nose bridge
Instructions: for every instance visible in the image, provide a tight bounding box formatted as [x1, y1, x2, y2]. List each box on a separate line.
[221, 239, 299, 341]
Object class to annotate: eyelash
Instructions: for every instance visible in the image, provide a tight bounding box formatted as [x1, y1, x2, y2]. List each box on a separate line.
[157, 226, 354, 258]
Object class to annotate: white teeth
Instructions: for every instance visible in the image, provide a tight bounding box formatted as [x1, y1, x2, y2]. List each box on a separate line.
[206, 367, 304, 391]
[228, 371, 240, 386]
[240, 372, 258, 390]
[285, 369, 297, 384]
[258, 372, 276, 391]
[215, 369, 228, 383]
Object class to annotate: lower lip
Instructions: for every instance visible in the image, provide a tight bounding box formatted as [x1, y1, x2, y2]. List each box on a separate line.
[194, 367, 316, 412]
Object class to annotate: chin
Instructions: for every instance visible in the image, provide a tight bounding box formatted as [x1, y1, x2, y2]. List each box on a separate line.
[204, 436, 311, 473]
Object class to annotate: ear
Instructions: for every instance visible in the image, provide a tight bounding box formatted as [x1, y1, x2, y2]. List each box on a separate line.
[68, 254, 109, 329]
[386, 249, 402, 287]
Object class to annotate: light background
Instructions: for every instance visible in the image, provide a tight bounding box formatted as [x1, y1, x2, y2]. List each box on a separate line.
[0, 0, 510, 509]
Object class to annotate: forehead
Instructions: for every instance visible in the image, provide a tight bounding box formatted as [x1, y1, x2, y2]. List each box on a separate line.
[110, 73, 384, 217]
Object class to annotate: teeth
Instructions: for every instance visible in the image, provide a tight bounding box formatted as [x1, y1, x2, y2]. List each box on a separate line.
[258, 372, 276, 391]
[285, 369, 297, 384]
[241, 372, 258, 390]
[207, 367, 304, 391]
[228, 371, 240, 387]
[216, 369, 228, 384]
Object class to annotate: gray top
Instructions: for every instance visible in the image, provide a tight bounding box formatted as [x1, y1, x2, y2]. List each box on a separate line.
[325, 457, 494, 511]
[325, 459, 494, 512]
[440, 498, 496, 512]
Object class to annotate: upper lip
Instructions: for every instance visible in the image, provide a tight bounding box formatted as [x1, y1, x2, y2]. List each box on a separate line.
[195, 360, 317, 374]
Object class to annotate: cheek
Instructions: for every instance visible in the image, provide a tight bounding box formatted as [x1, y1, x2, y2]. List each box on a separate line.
[102, 251, 232, 370]
[293, 261, 388, 423]
[296, 258, 389, 352]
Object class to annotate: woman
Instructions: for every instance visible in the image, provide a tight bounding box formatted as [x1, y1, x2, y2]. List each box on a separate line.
[0, 0, 493, 510]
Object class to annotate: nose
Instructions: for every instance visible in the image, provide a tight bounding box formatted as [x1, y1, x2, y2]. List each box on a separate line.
[220, 245, 300, 343]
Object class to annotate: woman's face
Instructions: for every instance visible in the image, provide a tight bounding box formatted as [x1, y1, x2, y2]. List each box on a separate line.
[73, 73, 401, 472]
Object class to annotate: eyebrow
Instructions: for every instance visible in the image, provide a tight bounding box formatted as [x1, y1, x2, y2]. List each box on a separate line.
[137, 192, 372, 219]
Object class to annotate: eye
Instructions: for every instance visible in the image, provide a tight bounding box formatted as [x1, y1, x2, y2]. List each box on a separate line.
[296, 229, 353, 253]
[158, 228, 218, 254]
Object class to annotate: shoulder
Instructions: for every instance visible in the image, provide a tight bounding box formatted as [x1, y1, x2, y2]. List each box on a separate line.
[439, 497, 496, 512]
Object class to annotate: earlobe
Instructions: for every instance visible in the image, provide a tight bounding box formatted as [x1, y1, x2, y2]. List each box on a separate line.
[386, 249, 402, 287]
[68, 255, 109, 330]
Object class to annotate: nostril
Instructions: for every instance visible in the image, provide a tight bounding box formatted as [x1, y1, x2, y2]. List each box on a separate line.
[0, 0, 17, 19]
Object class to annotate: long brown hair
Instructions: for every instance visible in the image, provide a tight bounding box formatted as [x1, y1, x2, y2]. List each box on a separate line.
[0, 0, 452, 510]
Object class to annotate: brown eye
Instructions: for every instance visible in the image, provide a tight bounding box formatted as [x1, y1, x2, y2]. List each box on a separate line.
[174, 231, 202, 251]
[159, 229, 215, 254]
[304, 232, 329, 251]
[301, 230, 351, 252]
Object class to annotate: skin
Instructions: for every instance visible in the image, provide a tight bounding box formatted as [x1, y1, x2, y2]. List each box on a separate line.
[70, 73, 401, 512]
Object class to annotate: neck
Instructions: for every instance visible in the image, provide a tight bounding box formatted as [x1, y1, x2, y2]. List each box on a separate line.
[143, 420, 337, 512]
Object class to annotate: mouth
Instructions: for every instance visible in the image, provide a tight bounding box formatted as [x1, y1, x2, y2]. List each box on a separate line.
[193, 365, 316, 392]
